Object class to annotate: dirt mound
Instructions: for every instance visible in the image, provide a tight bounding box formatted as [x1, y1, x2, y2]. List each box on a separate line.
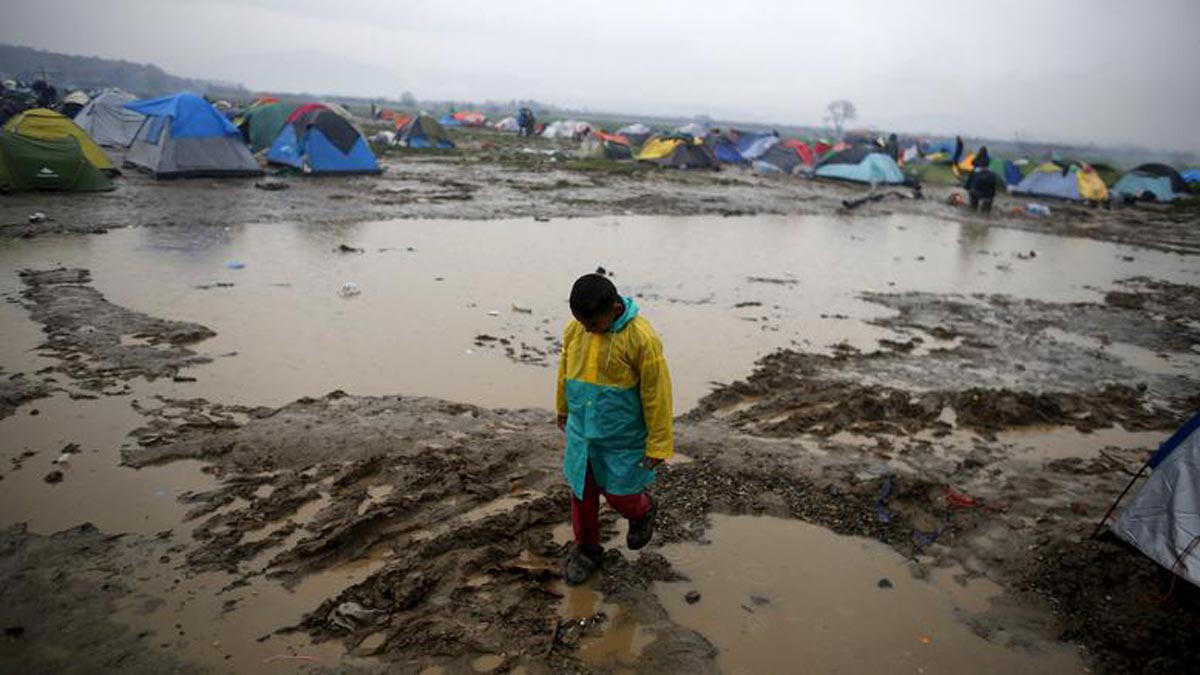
[1025, 536, 1200, 674]
[18, 267, 216, 389]
[0, 370, 48, 420]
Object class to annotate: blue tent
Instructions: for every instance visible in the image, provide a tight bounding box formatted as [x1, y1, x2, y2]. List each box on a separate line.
[267, 106, 379, 175]
[124, 92, 262, 178]
[707, 135, 746, 164]
[1111, 163, 1187, 202]
[999, 160, 1023, 188]
[1110, 410, 1200, 588]
[438, 113, 461, 127]
[814, 146, 906, 184]
[1183, 169, 1200, 184]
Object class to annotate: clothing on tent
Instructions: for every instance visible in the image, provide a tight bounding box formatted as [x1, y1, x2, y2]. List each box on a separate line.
[124, 92, 263, 178]
[4, 108, 115, 172]
[0, 129, 113, 192]
[266, 105, 379, 175]
[1111, 411, 1200, 588]
[74, 89, 144, 147]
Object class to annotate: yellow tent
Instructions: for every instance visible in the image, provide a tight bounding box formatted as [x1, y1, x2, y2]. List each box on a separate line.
[636, 137, 682, 161]
[3, 108, 115, 172]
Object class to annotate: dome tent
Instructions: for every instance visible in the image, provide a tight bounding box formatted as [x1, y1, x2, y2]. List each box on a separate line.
[124, 92, 262, 179]
[1112, 163, 1189, 202]
[266, 104, 380, 175]
[814, 146, 905, 184]
[74, 89, 144, 147]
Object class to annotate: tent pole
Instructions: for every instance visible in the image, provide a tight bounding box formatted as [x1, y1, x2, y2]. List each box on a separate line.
[1091, 456, 1153, 540]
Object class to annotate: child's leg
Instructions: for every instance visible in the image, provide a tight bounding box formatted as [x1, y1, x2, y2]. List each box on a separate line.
[571, 463, 603, 545]
[603, 491, 650, 521]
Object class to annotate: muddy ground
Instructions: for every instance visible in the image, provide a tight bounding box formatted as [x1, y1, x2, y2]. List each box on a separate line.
[3, 127, 1200, 256]
[2, 127, 1200, 674]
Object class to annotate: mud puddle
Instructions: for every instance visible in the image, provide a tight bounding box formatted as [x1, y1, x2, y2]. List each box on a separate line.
[3, 214, 1194, 413]
[657, 514, 1083, 674]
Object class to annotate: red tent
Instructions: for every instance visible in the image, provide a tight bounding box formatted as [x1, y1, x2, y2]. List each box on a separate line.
[780, 139, 815, 167]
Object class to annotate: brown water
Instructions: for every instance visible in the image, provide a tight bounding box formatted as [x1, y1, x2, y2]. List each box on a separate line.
[655, 514, 1083, 675]
[1, 213, 1191, 673]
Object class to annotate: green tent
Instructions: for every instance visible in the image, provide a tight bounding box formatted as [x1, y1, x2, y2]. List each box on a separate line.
[240, 102, 299, 153]
[0, 130, 114, 192]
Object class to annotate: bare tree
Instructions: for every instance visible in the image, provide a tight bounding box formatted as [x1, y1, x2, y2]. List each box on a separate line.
[824, 100, 857, 138]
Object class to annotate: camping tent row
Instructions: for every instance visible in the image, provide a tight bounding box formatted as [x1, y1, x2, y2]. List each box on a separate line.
[1, 108, 115, 192]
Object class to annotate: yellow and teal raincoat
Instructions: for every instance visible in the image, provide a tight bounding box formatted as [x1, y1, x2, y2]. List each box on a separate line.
[556, 297, 673, 499]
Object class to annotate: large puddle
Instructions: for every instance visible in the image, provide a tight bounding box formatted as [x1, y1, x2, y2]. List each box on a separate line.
[656, 514, 1083, 674]
[0, 213, 1191, 672]
[1, 214, 1194, 413]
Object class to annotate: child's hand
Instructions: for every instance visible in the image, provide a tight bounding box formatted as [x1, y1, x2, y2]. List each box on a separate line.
[639, 456, 663, 470]
[556, 415, 567, 432]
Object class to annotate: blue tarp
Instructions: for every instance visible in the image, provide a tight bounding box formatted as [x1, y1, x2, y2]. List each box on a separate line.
[125, 92, 240, 139]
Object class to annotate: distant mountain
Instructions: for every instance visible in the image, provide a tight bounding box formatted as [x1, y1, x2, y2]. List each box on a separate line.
[0, 43, 248, 98]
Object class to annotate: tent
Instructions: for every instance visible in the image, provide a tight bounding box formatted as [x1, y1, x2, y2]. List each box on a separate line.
[706, 135, 746, 164]
[395, 115, 455, 149]
[1109, 411, 1200, 589]
[0, 129, 113, 192]
[730, 131, 778, 161]
[617, 123, 652, 146]
[754, 143, 807, 175]
[1112, 164, 1189, 202]
[74, 89, 144, 147]
[1011, 162, 1108, 202]
[451, 111, 486, 127]
[636, 135, 718, 170]
[239, 102, 300, 153]
[674, 122, 709, 138]
[577, 131, 633, 160]
[779, 139, 816, 168]
[4, 108, 115, 173]
[60, 90, 90, 118]
[266, 104, 379, 175]
[814, 146, 905, 184]
[542, 120, 591, 139]
[1182, 169, 1200, 185]
[493, 116, 519, 132]
[124, 92, 263, 178]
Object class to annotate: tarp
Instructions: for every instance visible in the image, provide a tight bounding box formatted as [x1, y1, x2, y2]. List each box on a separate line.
[731, 131, 778, 161]
[814, 146, 906, 184]
[493, 116, 519, 132]
[267, 106, 379, 175]
[1111, 411, 1200, 588]
[124, 92, 262, 178]
[240, 102, 300, 153]
[4, 108, 114, 172]
[0, 129, 113, 192]
[396, 115, 455, 149]
[74, 89, 144, 147]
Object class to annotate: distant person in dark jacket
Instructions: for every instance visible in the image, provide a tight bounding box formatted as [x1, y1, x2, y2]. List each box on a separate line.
[517, 107, 536, 137]
[964, 164, 997, 214]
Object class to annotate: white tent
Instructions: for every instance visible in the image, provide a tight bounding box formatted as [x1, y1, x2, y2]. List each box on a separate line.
[617, 123, 651, 136]
[73, 89, 144, 147]
[493, 116, 519, 132]
[541, 120, 590, 139]
[674, 122, 710, 137]
[1111, 412, 1200, 587]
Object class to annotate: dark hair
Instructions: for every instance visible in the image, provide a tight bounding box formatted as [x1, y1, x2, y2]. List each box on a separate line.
[569, 274, 619, 319]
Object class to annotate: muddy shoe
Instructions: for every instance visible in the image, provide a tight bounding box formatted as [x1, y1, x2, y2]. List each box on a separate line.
[564, 544, 604, 586]
[626, 497, 657, 551]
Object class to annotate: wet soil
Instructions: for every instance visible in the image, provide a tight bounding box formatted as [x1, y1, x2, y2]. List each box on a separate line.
[1, 181, 1199, 673]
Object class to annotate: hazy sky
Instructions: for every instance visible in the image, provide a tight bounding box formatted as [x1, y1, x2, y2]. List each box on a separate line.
[4, 0, 1198, 151]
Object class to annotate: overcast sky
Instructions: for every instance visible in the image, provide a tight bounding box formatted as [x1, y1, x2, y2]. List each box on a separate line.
[4, 0, 1198, 151]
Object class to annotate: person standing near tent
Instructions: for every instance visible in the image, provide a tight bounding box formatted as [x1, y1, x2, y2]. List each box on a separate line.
[556, 273, 673, 586]
[518, 107, 536, 137]
[964, 159, 998, 214]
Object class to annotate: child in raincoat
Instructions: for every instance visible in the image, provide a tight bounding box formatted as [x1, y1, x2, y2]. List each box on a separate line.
[556, 273, 673, 585]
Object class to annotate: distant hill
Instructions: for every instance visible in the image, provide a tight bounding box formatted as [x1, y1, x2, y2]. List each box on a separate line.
[0, 43, 248, 99]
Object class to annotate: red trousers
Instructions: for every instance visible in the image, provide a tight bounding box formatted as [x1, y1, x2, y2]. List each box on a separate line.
[571, 462, 651, 546]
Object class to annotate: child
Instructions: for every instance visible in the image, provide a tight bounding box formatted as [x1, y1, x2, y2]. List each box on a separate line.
[556, 273, 673, 585]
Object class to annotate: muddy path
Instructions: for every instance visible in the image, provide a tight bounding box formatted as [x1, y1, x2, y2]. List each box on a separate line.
[1, 200, 1198, 675]
[4, 128, 1200, 257]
